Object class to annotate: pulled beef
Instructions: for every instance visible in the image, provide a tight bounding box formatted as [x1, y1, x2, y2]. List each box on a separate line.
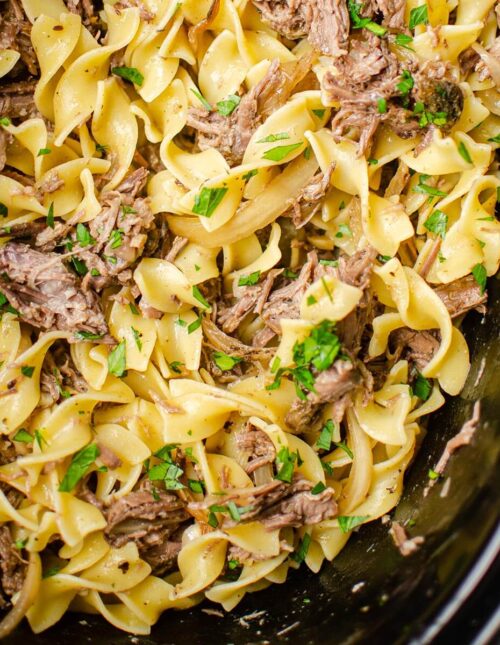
[0, 525, 26, 605]
[203, 318, 273, 363]
[218, 269, 281, 333]
[235, 423, 276, 474]
[105, 483, 189, 575]
[0, 79, 39, 121]
[338, 245, 377, 289]
[0, 0, 38, 76]
[390, 328, 440, 370]
[0, 242, 108, 335]
[324, 35, 463, 155]
[252, 0, 349, 56]
[41, 342, 88, 404]
[389, 521, 424, 556]
[434, 275, 487, 319]
[189, 475, 336, 531]
[66, 0, 97, 26]
[187, 56, 311, 166]
[285, 359, 361, 431]
[256, 251, 318, 344]
[288, 164, 334, 228]
[362, 0, 406, 28]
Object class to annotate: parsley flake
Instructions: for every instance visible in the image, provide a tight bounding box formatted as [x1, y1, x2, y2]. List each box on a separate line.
[192, 285, 210, 309]
[46, 202, 55, 229]
[13, 428, 33, 443]
[190, 88, 211, 110]
[37, 148, 51, 156]
[457, 141, 472, 164]
[192, 187, 228, 217]
[108, 340, 126, 377]
[216, 94, 240, 116]
[131, 326, 142, 351]
[338, 515, 369, 533]
[424, 209, 448, 238]
[76, 223, 95, 247]
[238, 270, 261, 286]
[409, 4, 429, 29]
[414, 373, 432, 400]
[59, 444, 100, 492]
[262, 142, 303, 162]
[111, 66, 144, 86]
[213, 352, 242, 371]
[471, 263, 487, 294]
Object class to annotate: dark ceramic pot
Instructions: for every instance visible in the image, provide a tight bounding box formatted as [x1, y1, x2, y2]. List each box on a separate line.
[4, 281, 499, 645]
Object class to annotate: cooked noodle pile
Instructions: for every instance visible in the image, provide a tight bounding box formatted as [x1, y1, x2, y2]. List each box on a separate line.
[0, 0, 498, 635]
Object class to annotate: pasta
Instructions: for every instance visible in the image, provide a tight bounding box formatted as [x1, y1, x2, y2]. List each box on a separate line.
[0, 0, 498, 636]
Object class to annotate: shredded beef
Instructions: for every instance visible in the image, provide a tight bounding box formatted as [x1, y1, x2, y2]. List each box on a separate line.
[0, 242, 108, 335]
[187, 56, 311, 166]
[105, 483, 189, 575]
[288, 164, 334, 228]
[0, 79, 39, 121]
[0, 525, 26, 603]
[252, 0, 349, 56]
[218, 269, 281, 334]
[203, 318, 273, 363]
[389, 521, 424, 556]
[0, 0, 38, 76]
[434, 275, 487, 319]
[189, 475, 336, 531]
[363, 0, 406, 28]
[390, 328, 440, 370]
[235, 423, 276, 474]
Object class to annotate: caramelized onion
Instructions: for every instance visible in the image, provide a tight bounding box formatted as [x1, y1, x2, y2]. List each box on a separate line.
[471, 42, 500, 89]
[167, 156, 319, 247]
[0, 551, 41, 638]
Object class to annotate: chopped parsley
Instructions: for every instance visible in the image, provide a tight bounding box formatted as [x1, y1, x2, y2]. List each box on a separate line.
[368, 158, 378, 165]
[322, 460, 334, 476]
[15, 537, 28, 550]
[306, 295, 317, 306]
[190, 88, 211, 110]
[275, 447, 302, 483]
[471, 263, 487, 294]
[316, 419, 335, 451]
[37, 148, 51, 156]
[192, 285, 210, 309]
[0, 203, 7, 217]
[414, 373, 432, 401]
[169, 361, 184, 374]
[43, 565, 62, 578]
[59, 444, 100, 492]
[0, 117, 11, 126]
[262, 142, 303, 162]
[111, 66, 144, 86]
[21, 365, 35, 378]
[108, 340, 126, 377]
[424, 209, 448, 238]
[348, 0, 387, 35]
[338, 515, 369, 533]
[91, 269, 100, 276]
[187, 316, 202, 334]
[242, 169, 258, 182]
[267, 320, 341, 400]
[377, 98, 387, 114]
[397, 70, 414, 98]
[74, 331, 104, 342]
[428, 468, 440, 480]
[216, 94, 240, 116]
[333, 441, 353, 459]
[336, 223, 352, 238]
[148, 444, 185, 490]
[238, 270, 260, 286]
[413, 175, 447, 198]
[131, 326, 142, 351]
[487, 134, 500, 144]
[312, 109, 326, 118]
[34, 430, 46, 450]
[378, 255, 392, 263]
[311, 482, 327, 495]
[192, 187, 228, 217]
[13, 428, 33, 443]
[46, 202, 55, 229]
[76, 223, 95, 247]
[188, 479, 204, 493]
[109, 229, 124, 249]
[409, 4, 429, 29]
[122, 205, 137, 215]
[257, 132, 290, 143]
[283, 268, 298, 279]
[319, 259, 339, 267]
[457, 141, 472, 164]
[95, 143, 108, 155]
[129, 302, 139, 315]
[291, 533, 311, 563]
[213, 352, 242, 371]
[208, 502, 253, 525]
[394, 33, 414, 50]
[71, 257, 88, 276]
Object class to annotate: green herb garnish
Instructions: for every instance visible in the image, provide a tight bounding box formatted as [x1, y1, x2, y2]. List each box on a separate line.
[108, 340, 126, 377]
[424, 209, 448, 238]
[213, 352, 242, 371]
[192, 187, 228, 217]
[59, 444, 100, 492]
[238, 270, 260, 286]
[111, 66, 144, 86]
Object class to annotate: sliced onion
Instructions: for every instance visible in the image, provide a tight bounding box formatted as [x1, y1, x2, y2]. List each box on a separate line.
[253, 464, 273, 487]
[0, 551, 41, 638]
[167, 156, 319, 247]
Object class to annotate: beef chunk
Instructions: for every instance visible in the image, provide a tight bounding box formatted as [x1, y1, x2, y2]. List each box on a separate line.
[363, 0, 406, 28]
[252, 0, 349, 56]
[338, 246, 377, 289]
[235, 423, 276, 474]
[105, 483, 189, 575]
[189, 475, 336, 531]
[187, 56, 311, 166]
[0, 242, 108, 335]
[0, 525, 26, 604]
[434, 275, 487, 319]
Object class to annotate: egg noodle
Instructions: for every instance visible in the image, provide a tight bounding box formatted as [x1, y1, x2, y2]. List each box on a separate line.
[0, 0, 498, 636]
